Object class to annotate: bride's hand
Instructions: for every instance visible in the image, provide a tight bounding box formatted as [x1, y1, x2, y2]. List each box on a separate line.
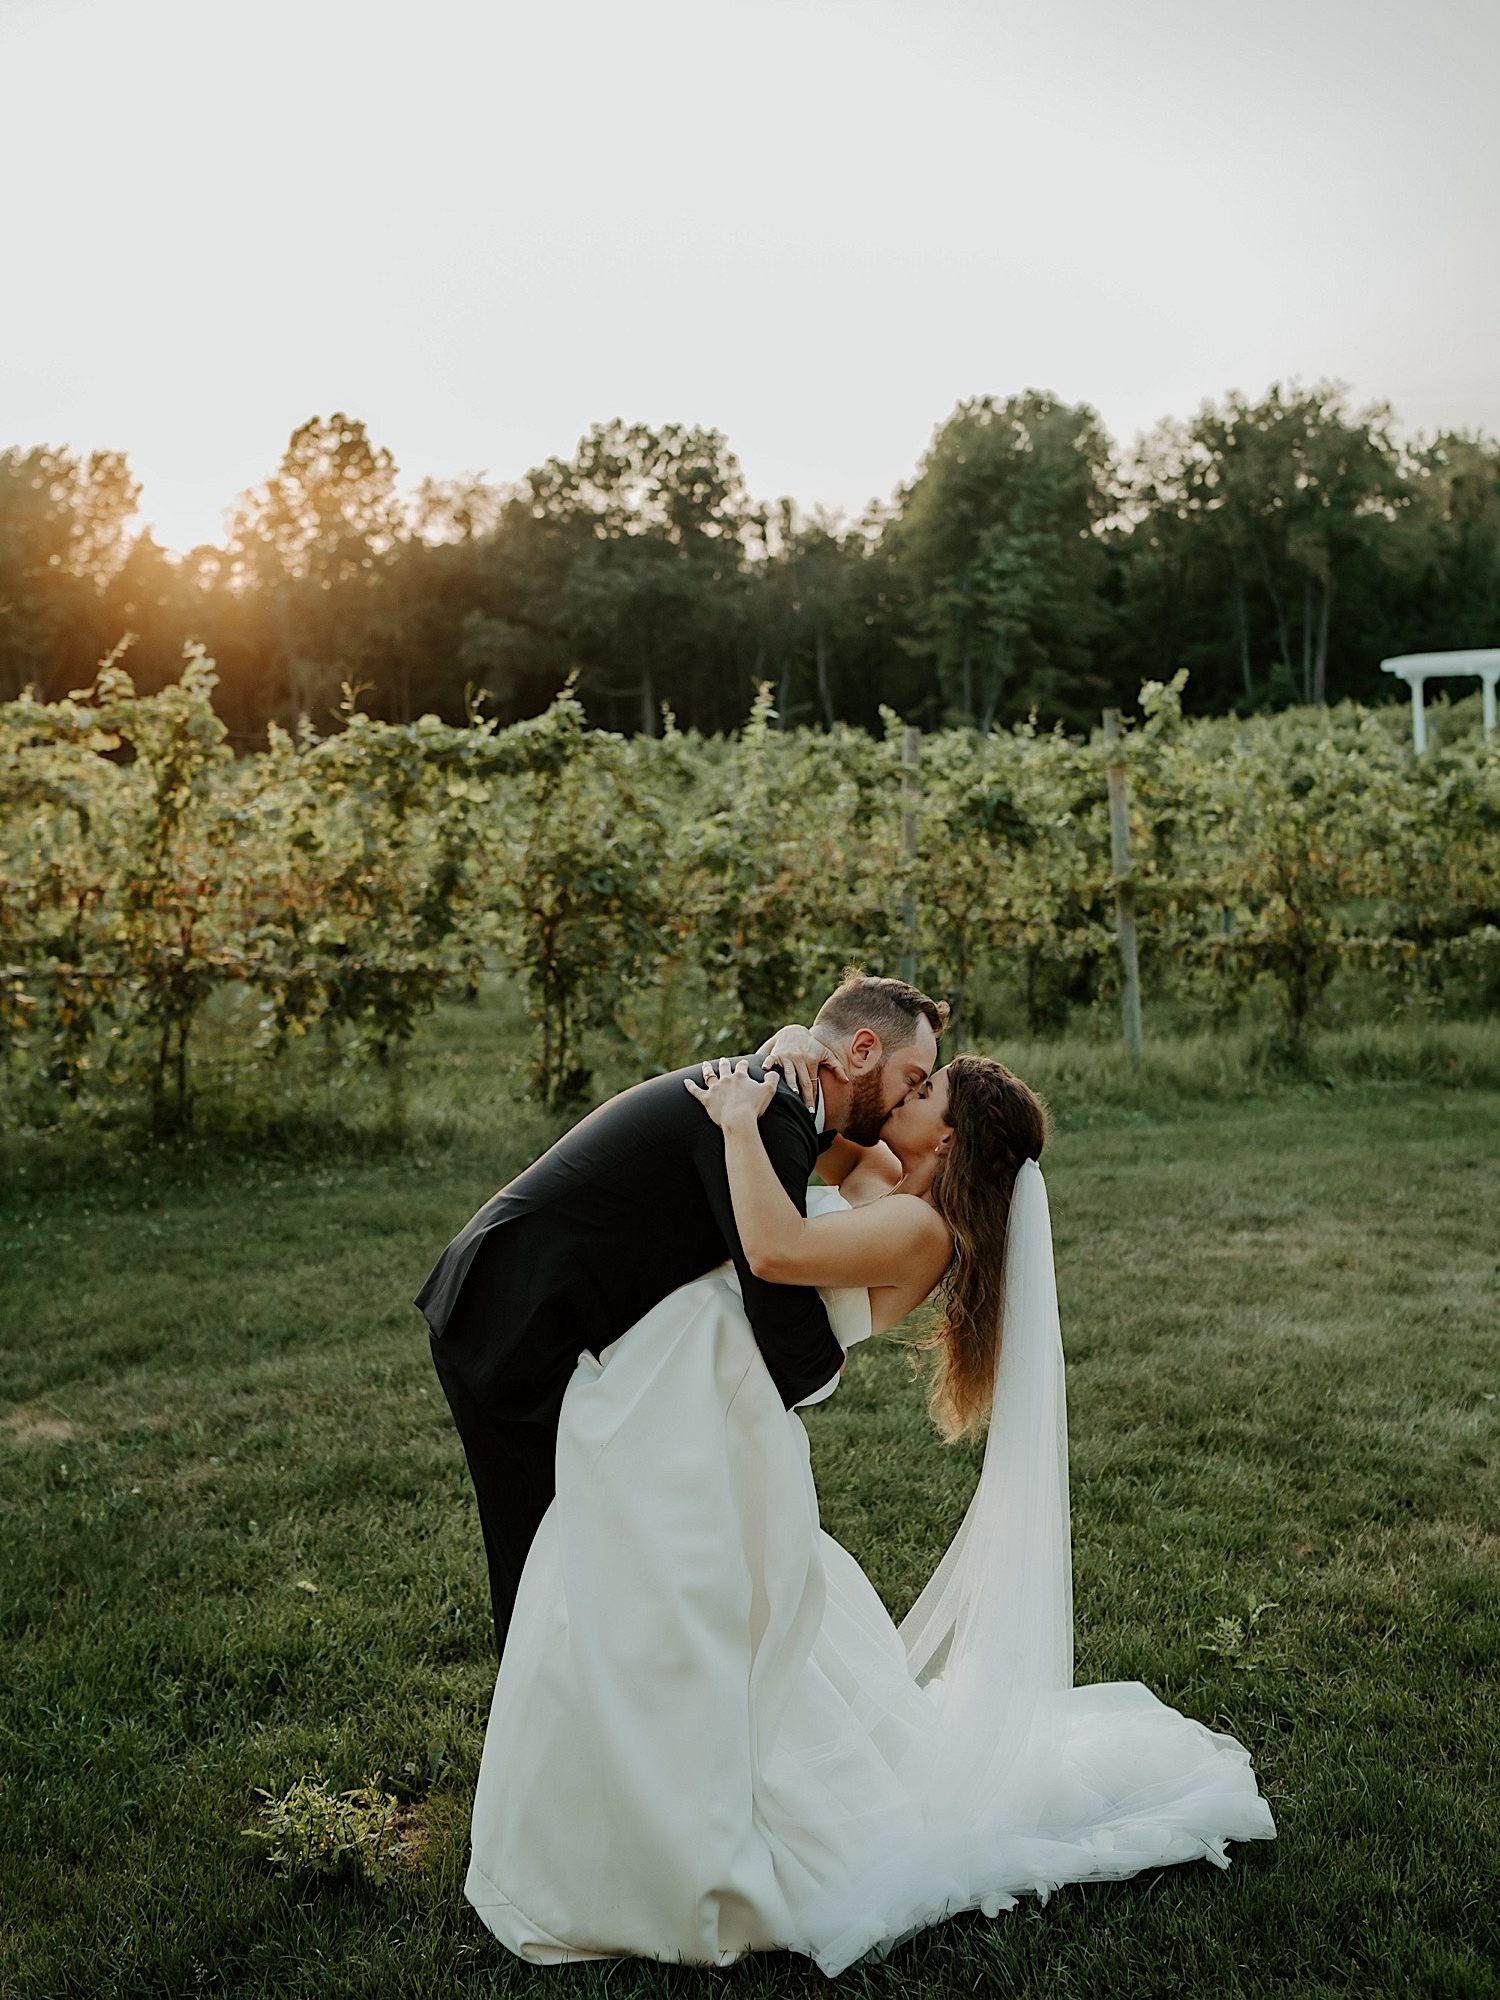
[684, 1057, 779, 1129]
[753, 1024, 849, 1111]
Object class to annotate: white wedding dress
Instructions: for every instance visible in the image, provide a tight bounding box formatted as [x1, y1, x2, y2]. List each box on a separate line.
[464, 1167, 1275, 1976]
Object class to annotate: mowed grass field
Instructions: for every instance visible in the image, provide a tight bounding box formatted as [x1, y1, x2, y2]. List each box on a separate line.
[2, 992, 1497, 2000]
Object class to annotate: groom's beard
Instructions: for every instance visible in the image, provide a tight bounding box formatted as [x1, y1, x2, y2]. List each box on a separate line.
[841, 1064, 891, 1149]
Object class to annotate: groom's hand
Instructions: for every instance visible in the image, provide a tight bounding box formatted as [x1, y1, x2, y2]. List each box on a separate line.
[684, 1056, 779, 1129]
[755, 1024, 849, 1111]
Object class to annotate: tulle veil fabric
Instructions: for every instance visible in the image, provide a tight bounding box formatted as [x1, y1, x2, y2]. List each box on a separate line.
[817, 1156, 1078, 1958]
[901, 1156, 1074, 1720]
[463, 1161, 1276, 1976]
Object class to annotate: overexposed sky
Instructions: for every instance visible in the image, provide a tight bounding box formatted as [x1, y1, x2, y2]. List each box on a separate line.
[4, 0, 1498, 551]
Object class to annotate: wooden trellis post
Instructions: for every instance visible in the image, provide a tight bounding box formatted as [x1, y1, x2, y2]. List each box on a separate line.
[900, 725, 920, 984]
[1102, 709, 1143, 1064]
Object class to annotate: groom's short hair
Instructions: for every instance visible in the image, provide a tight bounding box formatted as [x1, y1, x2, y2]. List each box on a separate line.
[813, 968, 949, 1050]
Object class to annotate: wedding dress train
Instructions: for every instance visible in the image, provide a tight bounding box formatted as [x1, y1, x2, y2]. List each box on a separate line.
[463, 1168, 1275, 1975]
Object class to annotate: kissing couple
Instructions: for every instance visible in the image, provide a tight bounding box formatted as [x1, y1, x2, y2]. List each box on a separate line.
[414, 970, 1275, 1976]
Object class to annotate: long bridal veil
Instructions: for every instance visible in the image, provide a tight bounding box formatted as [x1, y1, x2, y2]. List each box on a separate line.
[900, 1157, 1073, 1786]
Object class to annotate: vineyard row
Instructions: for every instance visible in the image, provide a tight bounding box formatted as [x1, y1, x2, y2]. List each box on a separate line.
[2, 648, 1496, 1127]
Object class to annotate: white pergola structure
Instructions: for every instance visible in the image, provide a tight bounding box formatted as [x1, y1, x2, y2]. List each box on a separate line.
[1380, 649, 1500, 753]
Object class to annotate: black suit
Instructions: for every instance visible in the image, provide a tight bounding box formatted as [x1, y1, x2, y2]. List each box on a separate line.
[415, 1059, 844, 1661]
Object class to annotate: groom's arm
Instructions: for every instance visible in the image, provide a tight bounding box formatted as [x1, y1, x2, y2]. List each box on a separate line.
[688, 1098, 845, 1411]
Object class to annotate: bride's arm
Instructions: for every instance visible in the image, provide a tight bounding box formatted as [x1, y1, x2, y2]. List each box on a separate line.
[685, 1062, 950, 1292]
[725, 1129, 946, 1288]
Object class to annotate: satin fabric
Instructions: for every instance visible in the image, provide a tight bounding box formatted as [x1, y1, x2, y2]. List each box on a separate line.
[464, 1172, 1275, 1975]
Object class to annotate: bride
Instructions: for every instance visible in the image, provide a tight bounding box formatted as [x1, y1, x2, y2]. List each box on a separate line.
[462, 1042, 1276, 1976]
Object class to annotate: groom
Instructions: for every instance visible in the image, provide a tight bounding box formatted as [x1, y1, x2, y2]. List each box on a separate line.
[415, 969, 946, 1663]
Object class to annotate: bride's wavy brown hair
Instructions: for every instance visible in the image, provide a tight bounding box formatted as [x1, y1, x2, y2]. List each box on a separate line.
[914, 1054, 1052, 1444]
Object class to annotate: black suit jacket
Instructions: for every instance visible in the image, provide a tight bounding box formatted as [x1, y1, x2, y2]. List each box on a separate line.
[414, 1060, 844, 1424]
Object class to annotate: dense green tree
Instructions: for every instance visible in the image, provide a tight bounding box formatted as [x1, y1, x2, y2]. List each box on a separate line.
[225, 413, 409, 725]
[1397, 430, 1500, 649]
[465, 421, 755, 736]
[745, 503, 864, 728]
[884, 390, 1120, 729]
[1116, 381, 1411, 712]
[0, 447, 139, 700]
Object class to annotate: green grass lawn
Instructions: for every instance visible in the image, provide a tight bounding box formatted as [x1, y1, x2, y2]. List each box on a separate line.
[2, 997, 1497, 1998]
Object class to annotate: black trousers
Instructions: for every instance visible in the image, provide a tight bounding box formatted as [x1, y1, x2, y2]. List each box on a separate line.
[429, 1336, 560, 1665]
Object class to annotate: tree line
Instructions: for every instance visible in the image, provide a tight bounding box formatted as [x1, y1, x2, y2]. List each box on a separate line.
[2, 379, 1497, 746]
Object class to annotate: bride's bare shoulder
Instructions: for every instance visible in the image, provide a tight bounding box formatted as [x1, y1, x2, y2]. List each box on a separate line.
[885, 1191, 953, 1254]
